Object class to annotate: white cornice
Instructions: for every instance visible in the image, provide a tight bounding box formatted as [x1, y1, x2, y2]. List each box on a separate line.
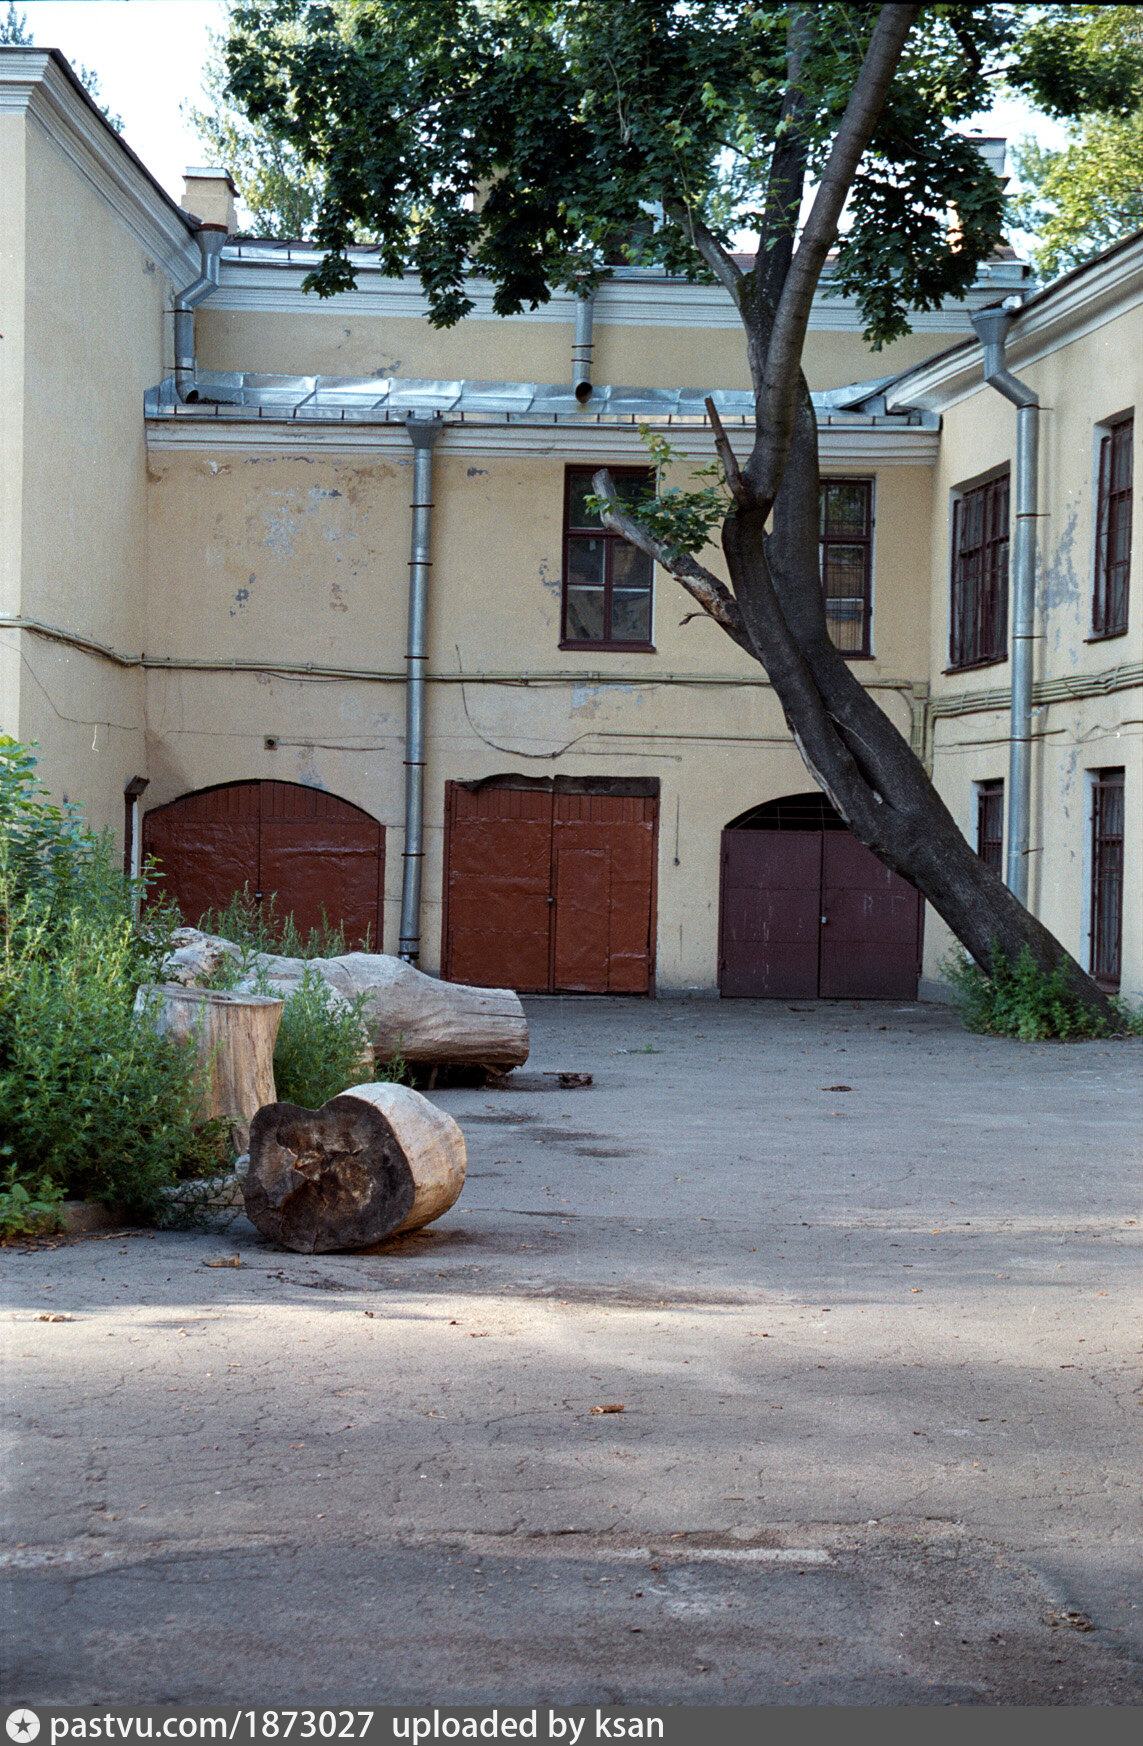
[889, 232, 1143, 414]
[145, 415, 937, 466]
[0, 50, 199, 285]
[211, 257, 999, 336]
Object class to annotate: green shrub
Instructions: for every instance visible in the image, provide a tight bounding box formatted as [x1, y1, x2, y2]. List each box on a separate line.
[197, 885, 354, 960]
[0, 740, 211, 1213]
[271, 967, 373, 1108]
[0, 1157, 64, 1238]
[943, 945, 1142, 1041]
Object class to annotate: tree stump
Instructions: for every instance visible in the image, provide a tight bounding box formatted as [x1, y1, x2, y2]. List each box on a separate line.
[242, 1081, 466, 1253]
[135, 983, 284, 1153]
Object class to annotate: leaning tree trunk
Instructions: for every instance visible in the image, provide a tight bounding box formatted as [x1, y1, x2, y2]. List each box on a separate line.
[136, 983, 285, 1152]
[720, 388, 1115, 1018]
[243, 1080, 466, 1253]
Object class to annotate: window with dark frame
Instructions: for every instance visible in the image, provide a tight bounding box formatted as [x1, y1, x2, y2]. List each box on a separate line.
[950, 474, 1009, 669]
[1093, 415, 1132, 638]
[820, 478, 873, 655]
[1090, 768, 1125, 989]
[976, 779, 1004, 877]
[562, 467, 655, 649]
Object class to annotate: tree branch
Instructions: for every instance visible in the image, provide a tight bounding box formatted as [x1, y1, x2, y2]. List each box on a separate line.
[753, 5, 814, 314]
[591, 468, 753, 653]
[748, 4, 921, 500]
[662, 200, 744, 305]
[704, 398, 750, 505]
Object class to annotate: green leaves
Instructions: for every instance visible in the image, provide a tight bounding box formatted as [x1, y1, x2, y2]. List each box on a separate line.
[221, 2, 1021, 348]
[1007, 8, 1143, 278]
[271, 967, 373, 1109]
[586, 425, 730, 560]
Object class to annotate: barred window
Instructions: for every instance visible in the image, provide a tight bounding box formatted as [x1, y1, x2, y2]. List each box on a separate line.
[950, 475, 1009, 669]
[1093, 416, 1132, 638]
[1091, 769, 1125, 989]
[976, 779, 1004, 878]
[820, 479, 873, 656]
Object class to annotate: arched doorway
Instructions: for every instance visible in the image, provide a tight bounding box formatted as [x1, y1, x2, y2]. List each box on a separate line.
[143, 781, 385, 949]
[718, 792, 922, 999]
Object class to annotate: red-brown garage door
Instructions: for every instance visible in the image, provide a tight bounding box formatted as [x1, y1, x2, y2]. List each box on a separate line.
[143, 781, 384, 949]
[443, 778, 658, 993]
[718, 792, 921, 999]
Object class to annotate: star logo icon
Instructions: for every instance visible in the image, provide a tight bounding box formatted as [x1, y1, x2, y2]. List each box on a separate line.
[6, 1714, 39, 1743]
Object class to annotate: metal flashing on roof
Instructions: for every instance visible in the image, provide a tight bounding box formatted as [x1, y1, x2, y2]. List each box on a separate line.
[145, 372, 939, 431]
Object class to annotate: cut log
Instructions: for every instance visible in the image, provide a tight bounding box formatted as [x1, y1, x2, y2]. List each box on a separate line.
[243, 1081, 466, 1253]
[254, 954, 529, 1069]
[160, 932, 529, 1070]
[135, 982, 284, 1153]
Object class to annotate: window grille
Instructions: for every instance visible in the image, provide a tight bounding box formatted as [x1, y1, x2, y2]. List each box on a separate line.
[820, 478, 873, 655]
[1094, 416, 1132, 637]
[976, 780, 1004, 877]
[950, 475, 1009, 668]
[1091, 768, 1125, 989]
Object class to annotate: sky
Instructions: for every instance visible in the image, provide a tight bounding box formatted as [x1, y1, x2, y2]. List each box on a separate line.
[14, 0, 1069, 234]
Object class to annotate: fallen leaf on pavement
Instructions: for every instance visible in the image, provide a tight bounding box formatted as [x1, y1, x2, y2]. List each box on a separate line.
[591, 1403, 625, 1414]
[202, 1255, 242, 1269]
[36, 1312, 73, 1322]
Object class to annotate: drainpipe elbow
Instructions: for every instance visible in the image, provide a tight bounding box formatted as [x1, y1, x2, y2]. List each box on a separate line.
[971, 305, 1038, 410]
[174, 223, 228, 402]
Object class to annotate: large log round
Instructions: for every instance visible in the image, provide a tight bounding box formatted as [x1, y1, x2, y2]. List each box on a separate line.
[243, 1081, 466, 1254]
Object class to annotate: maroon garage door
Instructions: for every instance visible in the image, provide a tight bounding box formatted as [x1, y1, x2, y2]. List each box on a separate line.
[718, 793, 922, 999]
[142, 781, 384, 949]
[443, 778, 658, 993]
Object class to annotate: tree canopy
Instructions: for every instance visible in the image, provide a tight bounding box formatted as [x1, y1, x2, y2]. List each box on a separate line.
[1008, 7, 1143, 277]
[225, 1, 1011, 344]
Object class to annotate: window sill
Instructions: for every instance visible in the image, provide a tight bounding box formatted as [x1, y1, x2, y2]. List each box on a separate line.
[840, 651, 875, 661]
[559, 641, 657, 653]
[1084, 627, 1128, 643]
[942, 655, 1008, 676]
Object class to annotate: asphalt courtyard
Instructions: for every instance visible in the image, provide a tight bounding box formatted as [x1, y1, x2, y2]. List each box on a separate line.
[2, 996, 1141, 1706]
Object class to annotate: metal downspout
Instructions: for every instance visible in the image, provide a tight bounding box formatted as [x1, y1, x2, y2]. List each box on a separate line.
[398, 414, 444, 963]
[173, 223, 227, 402]
[970, 303, 1039, 907]
[572, 290, 595, 403]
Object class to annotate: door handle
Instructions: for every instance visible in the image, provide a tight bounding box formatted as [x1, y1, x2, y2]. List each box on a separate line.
[821, 915, 828, 924]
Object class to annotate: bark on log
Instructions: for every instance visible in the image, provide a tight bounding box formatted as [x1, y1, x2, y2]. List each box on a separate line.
[243, 1081, 466, 1253]
[159, 934, 529, 1070]
[135, 983, 284, 1153]
[252, 954, 528, 1069]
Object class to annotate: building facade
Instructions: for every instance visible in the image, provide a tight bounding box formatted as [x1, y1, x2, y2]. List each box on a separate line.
[2, 49, 1138, 1004]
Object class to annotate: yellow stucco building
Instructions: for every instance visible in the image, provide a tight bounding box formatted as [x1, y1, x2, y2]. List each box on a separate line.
[2, 49, 1138, 1004]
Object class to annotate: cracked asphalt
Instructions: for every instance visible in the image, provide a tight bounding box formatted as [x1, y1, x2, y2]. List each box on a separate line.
[2, 997, 1141, 1705]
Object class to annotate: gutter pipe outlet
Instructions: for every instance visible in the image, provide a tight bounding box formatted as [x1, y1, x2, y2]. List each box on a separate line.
[174, 223, 227, 402]
[398, 413, 444, 963]
[970, 302, 1039, 907]
[572, 291, 595, 403]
